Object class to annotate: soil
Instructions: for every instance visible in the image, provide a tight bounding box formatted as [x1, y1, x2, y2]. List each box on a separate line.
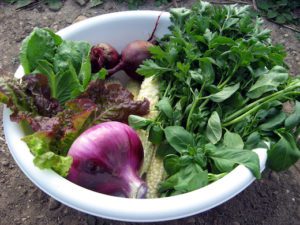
[0, 1, 300, 225]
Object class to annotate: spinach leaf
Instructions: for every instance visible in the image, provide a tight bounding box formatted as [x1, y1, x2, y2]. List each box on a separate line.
[247, 66, 288, 99]
[206, 111, 222, 144]
[209, 83, 240, 103]
[285, 101, 300, 130]
[245, 132, 262, 149]
[267, 129, 300, 171]
[223, 130, 244, 149]
[259, 111, 286, 131]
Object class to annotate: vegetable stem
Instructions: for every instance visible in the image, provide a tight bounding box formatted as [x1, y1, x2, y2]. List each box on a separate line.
[224, 82, 300, 123]
[186, 82, 207, 131]
[186, 96, 202, 131]
[218, 65, 238, 89]
[223, 90, 300, 126]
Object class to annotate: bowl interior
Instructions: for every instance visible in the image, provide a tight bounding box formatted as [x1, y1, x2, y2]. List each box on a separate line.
[5, 11, 267, 222]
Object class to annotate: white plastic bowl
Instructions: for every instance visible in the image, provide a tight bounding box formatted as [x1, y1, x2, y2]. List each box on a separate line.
[4, 11, 267, 222]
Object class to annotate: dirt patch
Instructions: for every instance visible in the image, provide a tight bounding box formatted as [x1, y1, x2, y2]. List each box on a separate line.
[0, 1, 300, 225]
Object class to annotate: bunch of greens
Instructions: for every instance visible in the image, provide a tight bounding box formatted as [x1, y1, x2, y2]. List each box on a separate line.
[133, 2, 300, 196]
[256, 0, 300, 25]
[0, 26, 150, 176]
[20, 28, 107, 104]
[0, 75, 149, 176]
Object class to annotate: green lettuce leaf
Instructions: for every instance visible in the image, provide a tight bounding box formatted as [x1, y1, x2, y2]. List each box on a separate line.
[20, 28, 93, 104]
[34, 152, 72, 177]
[53, 40, 91, 85]
[20, 28, 62, 74]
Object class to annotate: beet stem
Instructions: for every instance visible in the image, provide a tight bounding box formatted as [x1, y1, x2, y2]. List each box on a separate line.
[107, 13, 162, 78]
[107, 60, 125, 77]
[147, 13, 163, 43]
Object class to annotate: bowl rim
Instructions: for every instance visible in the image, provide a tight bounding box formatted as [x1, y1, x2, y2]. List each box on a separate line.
[5, 10, 267, 222]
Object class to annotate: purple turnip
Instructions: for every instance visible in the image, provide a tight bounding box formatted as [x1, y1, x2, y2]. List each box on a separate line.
[67, 121, 147, 198]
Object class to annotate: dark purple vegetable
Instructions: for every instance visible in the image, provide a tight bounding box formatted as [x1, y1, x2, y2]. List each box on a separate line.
[67, 121, 147, 198]
[78, 79, 150, 123]
[0, 74, 62, 120]
[107, 14, 162, 80]
[90, 43, 120, 73]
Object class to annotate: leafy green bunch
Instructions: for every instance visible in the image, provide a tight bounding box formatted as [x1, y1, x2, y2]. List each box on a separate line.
[256, 0, 300, 25]
[132, 2, 300, 196]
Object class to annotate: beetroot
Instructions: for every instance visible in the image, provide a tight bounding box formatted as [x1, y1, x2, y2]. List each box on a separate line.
[90, 43, 119, 73]
[107, 14, 162, 81]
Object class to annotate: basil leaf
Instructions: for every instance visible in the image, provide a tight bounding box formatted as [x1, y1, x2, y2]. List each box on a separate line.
[157, 97, 173, 119]
[163, 154, 181, 175]
[149, 124, 164, 144]
[156, 141, 177, 158]
[128, 115, 152, 129]
[173, 164, 208, 192]
[159, 163, 208, 195]
[206, 111, 222, 144]
[207, 147, 261, 178]
[164, 126, 194, 153]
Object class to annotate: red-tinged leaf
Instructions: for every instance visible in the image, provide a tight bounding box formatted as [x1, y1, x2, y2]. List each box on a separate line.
[79, 80, 150, 123]
[0, 74, 62, 118]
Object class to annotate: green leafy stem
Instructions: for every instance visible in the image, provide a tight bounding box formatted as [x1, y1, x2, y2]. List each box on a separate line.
[223, 80, 300, 126]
